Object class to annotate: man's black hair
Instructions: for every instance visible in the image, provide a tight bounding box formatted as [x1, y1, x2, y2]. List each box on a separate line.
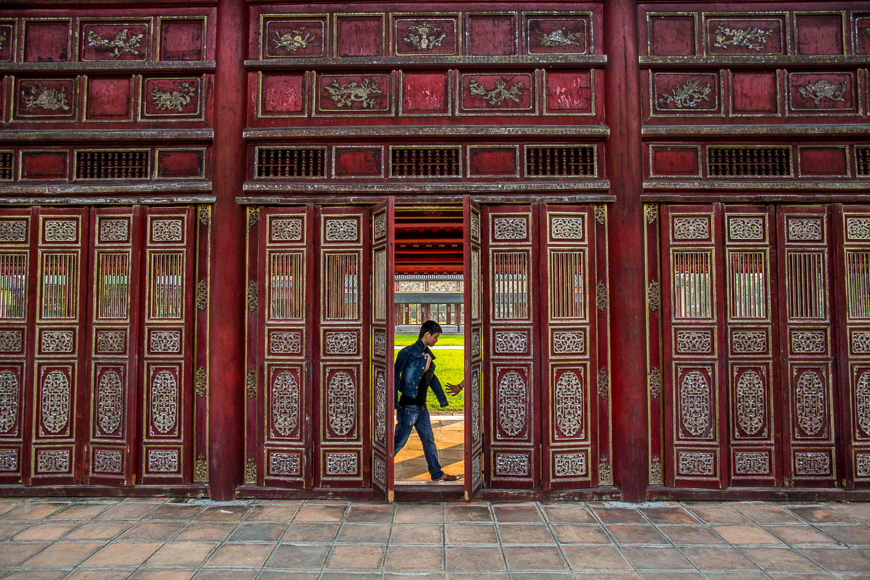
[418, 320, 443, 339]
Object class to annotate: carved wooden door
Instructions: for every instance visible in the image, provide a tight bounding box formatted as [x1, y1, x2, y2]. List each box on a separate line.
[370, 199, 394, 500]
[463, 196, 483, 498]
[246, 206, 315, 488]
[315, 206, 371, 489]
[777, 206, 838, 487]
[483, 205, 540, 489]
[539, 204, 611, 489]
[661, 204, 728, 488]
[83, 207, 145, 486]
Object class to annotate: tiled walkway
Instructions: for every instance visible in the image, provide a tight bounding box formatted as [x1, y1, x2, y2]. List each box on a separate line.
[0, 498, 869, 579]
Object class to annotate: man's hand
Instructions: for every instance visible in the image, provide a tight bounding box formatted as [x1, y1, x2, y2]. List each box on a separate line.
[446, 381, 463, 395]
[424, 353, 432, 372]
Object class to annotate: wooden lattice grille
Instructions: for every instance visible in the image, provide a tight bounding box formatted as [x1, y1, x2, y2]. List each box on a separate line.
[525, 146, 595, 177]
[257, 148, 326, 178]
[75, 151, 150, 180]
[708, 147, 791, 178]
[390, 147, 461, 177]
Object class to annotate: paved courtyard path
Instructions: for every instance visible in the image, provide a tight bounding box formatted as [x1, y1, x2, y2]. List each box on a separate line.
[0, 497, 868, 579]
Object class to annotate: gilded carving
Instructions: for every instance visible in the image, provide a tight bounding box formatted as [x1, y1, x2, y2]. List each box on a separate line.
[0, 331, 22, 353]
[248, 208, 260, 227]
[469, 78, 524, 106]
[713, 25, 774, 52]
[373, 332, 386, 358]
[88, 29, 144, 58]
[553, 331, 585, 354]
[247, 280, 258, 312]
[680, 370, 711, 438]
[245, 457, 257, 483]
[44, 221, 77, 242]
[271, 370, 299, 436]
[324, 78, 383, 109]
[470, 212, 480, 241]
[673, 217, 709, 240]
[471, 369, 480, 442]
[194, 454, 208, 482]
[97, 370, 123, 435]
[649, 367, 662, 399]
[554, 452, 586, 477]
[471, 329, 481, 357]
[676, 330, 712, 354]
[538, 28, 583, 48]
[246, 368, 257, 399]
[735, 369, 765, 436]
[272, 218, 303, 241]
[659, 79, 712, 109]
[196, 280, 208, 311]
[198, 205, 210, 226]
[0, 31, 6, 53]
[94, 449, 122, 474]
[795, 370, 825, 436]
[324, 219, 358, 242]
[729, 217, 764, 240]
[373, 456, 385, 485]
[551, 217, 583, 240]
[151, 83, 196, 113]
[97, 331, 125, 354]
[648, 281, 660, 311]
[732, 330, 766, 354]
[646, 204, 658, 224]
[41, 370, 70, 434]
[270, 331, 302, 355]
[325, 332, 358, 355]
[270, 452, 300, 476]
[150, 330, 181, 353]
[858, 454, 870, 478]
[41, 330, 74, 353]
[152, 220, 183, 242]
[327, 371, 356, 437]
[649, 456, 663, 484]
[325, 452, 357, 475]
[148, 450, 178, 473]
[195, 366, 207, 398]
[594, 205, 606, 225]
[498, 371, 526, 437]
[856, 371, 870, 436]
[735, 451, 769, 475]
[678, 451, 714, 476]
[794, 451, 830, 476]
[273, 29, 319, 52]
[555, 371, 584, 438]
[403, 23, 447, 51]
[787, 219, 822, 241]
[847, 218, 870, 240]
[493, 217, 527, 240]
[597, 281, 608, 311]
[494, 331, 527, 354]
[0, 221, 27, 242]
[375, 370, 386, 443]
[37, 449, 70, 473]
[100, 219, 128, 243]
[791, 331, 825, 354]
[853, 331, 870, 354]
[598, 456, 613, 485]
[373, 213, 387, 240]
[0, 449, 16, 472]
[151, 370, 177, 434]
[495, 453, 529, 477]
[797, 80, 847, 106]
[597, 368, 608, 398]
[0, 370, 19, 434]
[22, 84, 70, 112]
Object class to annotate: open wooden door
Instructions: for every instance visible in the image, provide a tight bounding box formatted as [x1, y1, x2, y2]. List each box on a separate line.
[371, 199, 395, 500]
[464, 196, 484, 499]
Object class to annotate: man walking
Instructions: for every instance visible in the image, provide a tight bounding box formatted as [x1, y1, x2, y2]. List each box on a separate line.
[393, 320, 460, 482]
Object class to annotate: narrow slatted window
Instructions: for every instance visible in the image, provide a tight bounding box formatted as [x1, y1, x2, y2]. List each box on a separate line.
[492, 251, 529, 320]
[269, 252, 304, 321]
[324, 253, 359, 320]
[256, 148, 326, 178]
[525, 146, 596, 177]
[550, 251, 585, 319]
[673, 251, 713, 319]
[786, 251, 825, 320]
[728, 251, 767, 319]
[707, 147, 791, 177]
[150, 252, 184, 320]
[373, 249, 386, 321]
[846, 251, 870, 319]
[41, 252, 79, 319]
[857, 147, 870, 177]
[97, 252, 130, 319]
[0, 253, 27, 319]
[390, 147, 460, 177]
[0, 152, 12, 181]
[75, 150, 150, 180]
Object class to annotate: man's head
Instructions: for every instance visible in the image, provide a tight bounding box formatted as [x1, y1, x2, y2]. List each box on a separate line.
[418, 320, 442, 347]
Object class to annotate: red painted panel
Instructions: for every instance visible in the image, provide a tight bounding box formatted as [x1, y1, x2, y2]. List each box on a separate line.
[466, 14, 516, 56]
[648, 15, 696, 56]
[730, 71, 779, 116]
[795, 14, 844, 55]
[85, 76, 134, 121]
[22, 20, 71, 62]
[334, 14, 384, 57]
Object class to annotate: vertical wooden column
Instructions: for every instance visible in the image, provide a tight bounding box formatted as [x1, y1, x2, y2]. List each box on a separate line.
[209, 0, 248, 500]
[604, 0, 646, 501]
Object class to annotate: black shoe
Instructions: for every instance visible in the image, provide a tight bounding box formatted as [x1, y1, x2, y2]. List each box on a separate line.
[433, 473, 460, 482]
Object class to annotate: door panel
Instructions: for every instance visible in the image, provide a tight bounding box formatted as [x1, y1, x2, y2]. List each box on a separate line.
[464, 196, 483, 498]
[370, 199, 394, 500]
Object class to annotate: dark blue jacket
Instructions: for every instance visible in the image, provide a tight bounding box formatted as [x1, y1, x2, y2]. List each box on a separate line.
[394, 339, 449, 408]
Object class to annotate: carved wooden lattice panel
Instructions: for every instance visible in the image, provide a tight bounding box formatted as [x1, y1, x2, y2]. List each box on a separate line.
[83, 208, 143, 486]
[370, 199, 393, 499]
[484, 205, 538, 488]
[777, 206, 837, 487]
[140, 207, 195, 484]
[540, 204, 608, 489]
[661, 205, 727, 488]
[464, 197, 484, 497]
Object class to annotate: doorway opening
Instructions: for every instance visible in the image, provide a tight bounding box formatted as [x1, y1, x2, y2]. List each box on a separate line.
[392, 205, 465, 486]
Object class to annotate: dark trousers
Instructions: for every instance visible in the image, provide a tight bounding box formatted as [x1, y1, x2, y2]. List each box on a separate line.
[394, 405, 444, 480]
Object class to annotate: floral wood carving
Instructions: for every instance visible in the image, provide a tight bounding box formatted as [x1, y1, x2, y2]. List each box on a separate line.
[248, 208, 260, 227]
[597, 368, 608, 398]
[247, 280, 258, 311]
[151, 83, 196, 112]
[659, 79, 712, 109]
[650, 456, 663, 484]
[469, 79, 524, 106]
[403, 23, 446, 51]
[537, 28, 583, 47]
[596, 281, 608, 311]
[245, 457, 256, 483]
[324, 78, 382, 109]
[87, 29, 144, 58]
[194, 454, 208, 482]
[22, 84, 70, 112]
[195, 367, 207, 398]
[246, 368, 257, 399]
[713, 25, 773, 51]
[0, 31, 6, 52]
[646, 204, 658, 224]
[797, 80, 847, 106]
[649, 367, 662, 399]
[648, 281, 660, 311]
[273, 29, 319, 52]
[196, 280, 208, 311]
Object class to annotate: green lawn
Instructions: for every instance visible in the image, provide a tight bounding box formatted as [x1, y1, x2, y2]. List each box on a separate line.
[394, 334, 465, 413]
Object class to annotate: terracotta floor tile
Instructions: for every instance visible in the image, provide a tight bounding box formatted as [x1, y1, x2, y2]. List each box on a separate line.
[0, 541, 51, 566]
[49, 504, 114, 521]
[443, 505, 492, 522]
[194, 506, 250, 522]
[393, 502, 443, 524]
[325, 544, 385, 569]
[444, 523, 498, 544]
[640, 508, 699, 524]
[63, 570, 133, 579]
[129, 571, 197, 580]
[640, 574, 705, 580]
[798, 547, 870, 572]
[492, 504, 543, 523]
[503, 546, 567, 570]
[607, 524, 669, 545]
[97, 503, 159, 521]
[264, 543, 330, 569]
[204, 543, 273, 567]
[83, 541, 163, 567]
[0, 571, 67, 580]
[681, 546, 758, 571]
[389, 523, 442, 544]
[1, 503, 69, 521]
[144, 541, 217, 567]
[0, 522, 32, 540]
[687, 505, 752, 524]
[344, 505, 394, 523]
[226, 522, 286, 542]
[593, 508, 647, 524]
[0, 500, 25, 516]
[173, 522, 235, 542]
[765, 575, 836, 580]
[703, 573, 770, 580]
[293, 504, 348, 522]
[498, 523, 556, 544]
[542, 505, 596, 524]
[552, 524, 611, 544]
[735, 505, 804, 525]
[789, 507, 855, 524]
[764, 525, 838, 545]
[713, 525, 785, 545]
[65, 521, 132, 540]
[144, 505, 204, 521]
[281, 522, 340, 543]
[812, 524, 870, 545]
[320, 574, 381, 580]
[260, 572, 331, 580]
[192, 570, 257, 580]
[445, 546, 506, 571]
[621, 546, 695, 570]
[22, 541, 106, 568]
[244, 505, 300, 522]
[562, 545, 632, 570]
[119, 521, 184, 541]
[510, 574, 573, 580]
[740, 547, 822, 572]
[10, 521, 77, 540]
[384, 544, 444, 571]
[831, 503, 870, 524]
[658, 525, 728, 545]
